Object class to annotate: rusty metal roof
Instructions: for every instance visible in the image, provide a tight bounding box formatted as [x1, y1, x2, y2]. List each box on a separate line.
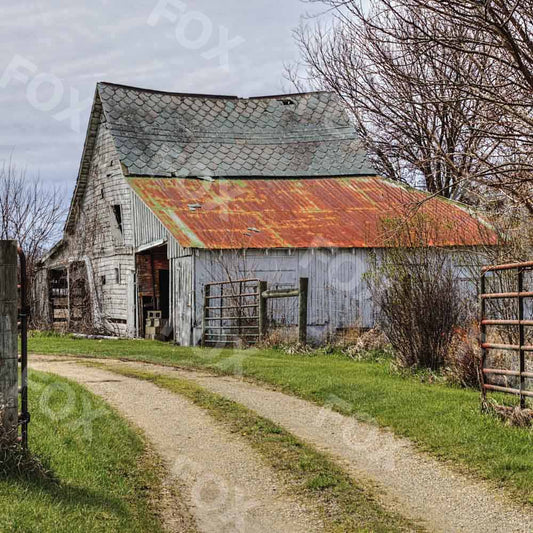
[97, 82, 374, 178]
[128, 176, 496, 249]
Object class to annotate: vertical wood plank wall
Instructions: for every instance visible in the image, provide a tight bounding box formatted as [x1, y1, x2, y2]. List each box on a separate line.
[192, 248, 375, 345]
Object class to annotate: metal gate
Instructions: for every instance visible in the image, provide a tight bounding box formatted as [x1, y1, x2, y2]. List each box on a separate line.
[202, 279, 261, 347]
[481, 261, 533, 408]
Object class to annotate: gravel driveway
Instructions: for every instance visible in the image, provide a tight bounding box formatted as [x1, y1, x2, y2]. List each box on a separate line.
[101, 358, 533, 533]
[30, 358, 323, 533]
[31, 355, 533, 532]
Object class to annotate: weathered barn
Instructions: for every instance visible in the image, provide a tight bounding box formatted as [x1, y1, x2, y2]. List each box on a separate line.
[37, 82, 494, 345]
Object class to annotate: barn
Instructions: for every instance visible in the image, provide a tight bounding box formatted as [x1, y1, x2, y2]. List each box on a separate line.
[36, 82, 493, 345]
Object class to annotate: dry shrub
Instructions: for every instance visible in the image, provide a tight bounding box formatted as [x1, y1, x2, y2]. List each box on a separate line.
[260, 326, 299, 348]
[259, 326, 315, 355]
[325, 324, 362, 346]
[321, 325, 391, 360]
[445, 324, 482, 388]
[342, 328, 392, 360]
[261, 323, 392, 359]
[284, 343, 315, 356]
[368, 214, 469, 371]
[482, 401, 533, 428]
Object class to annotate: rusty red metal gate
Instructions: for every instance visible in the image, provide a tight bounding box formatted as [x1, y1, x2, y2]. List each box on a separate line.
[202, 279, 261, 347]
[481, 261, 533, 408]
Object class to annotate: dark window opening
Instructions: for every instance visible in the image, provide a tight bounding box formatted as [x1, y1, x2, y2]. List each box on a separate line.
[112, 204, 123, 234]
[115, 267, 120, 284]
[101, 275, 106, 286]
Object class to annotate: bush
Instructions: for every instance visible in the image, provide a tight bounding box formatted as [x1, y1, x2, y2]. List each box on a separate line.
[368, 214, 469, 371]
[261, 326, 299, 348]
[445, 324, 482, 388]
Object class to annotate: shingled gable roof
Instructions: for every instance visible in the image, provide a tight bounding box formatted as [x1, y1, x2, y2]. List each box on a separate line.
[97, 82, 374, 178]
[63, 82, 494, 253]
[65, 81, 374, 233]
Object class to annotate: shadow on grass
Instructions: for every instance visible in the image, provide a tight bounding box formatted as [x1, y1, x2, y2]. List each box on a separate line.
[3, 447, 134, 520]
[1, 431, 55, 483]
[11, 476, 134, 518]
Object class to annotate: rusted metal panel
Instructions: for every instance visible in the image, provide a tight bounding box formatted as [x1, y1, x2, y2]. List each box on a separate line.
[128, 177, 497, 250]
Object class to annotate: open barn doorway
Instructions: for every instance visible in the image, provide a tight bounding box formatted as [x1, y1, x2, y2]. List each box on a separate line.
[135, 244, 170, 339]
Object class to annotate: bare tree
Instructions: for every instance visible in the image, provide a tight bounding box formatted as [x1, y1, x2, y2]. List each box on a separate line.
[292, 0, 533, 210]
[377, 0, 533, 211]
[0, 159, 65, 316]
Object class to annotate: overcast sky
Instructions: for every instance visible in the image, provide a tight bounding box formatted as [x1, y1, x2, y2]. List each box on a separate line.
[0, 0, 329, 197]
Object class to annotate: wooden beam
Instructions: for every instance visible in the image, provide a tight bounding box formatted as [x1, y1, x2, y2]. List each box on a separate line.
[298, 277, 309, 346]
[262, 289, 299, 299]
[259, 281, 268, 341]
[0, 240, 18, 442]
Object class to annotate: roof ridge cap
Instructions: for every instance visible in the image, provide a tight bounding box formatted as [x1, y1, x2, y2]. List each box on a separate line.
[97, 81, 335, 101]
[97, 81, 239, 100]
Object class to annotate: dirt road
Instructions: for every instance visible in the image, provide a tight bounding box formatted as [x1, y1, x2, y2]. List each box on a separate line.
[102, 358, 533, 533]
[31, 358, 323, 533]
[32, 355, 533, 532]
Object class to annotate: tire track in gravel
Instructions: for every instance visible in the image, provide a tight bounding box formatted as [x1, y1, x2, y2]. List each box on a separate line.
[101, 359, 533, 533]
[30, 359, 324, 533]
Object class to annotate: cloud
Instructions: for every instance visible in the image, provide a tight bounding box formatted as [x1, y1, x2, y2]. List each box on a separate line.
[0, 0, 328, 206]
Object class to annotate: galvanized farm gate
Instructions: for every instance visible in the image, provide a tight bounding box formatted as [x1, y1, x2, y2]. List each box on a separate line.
[201, 277, 309, 347]
[480, 261, 533, 408]
[202, 279, 262, 347]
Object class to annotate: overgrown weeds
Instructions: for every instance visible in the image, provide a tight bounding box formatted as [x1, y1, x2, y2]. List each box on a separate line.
[260, 324, 393, 361]
[445, 324, 482, 389]
[482, 399, 533, 428]
[0, 412, 52, 482]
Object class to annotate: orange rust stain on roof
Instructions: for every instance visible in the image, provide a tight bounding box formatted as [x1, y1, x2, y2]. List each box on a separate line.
[128, 176, 496, 250]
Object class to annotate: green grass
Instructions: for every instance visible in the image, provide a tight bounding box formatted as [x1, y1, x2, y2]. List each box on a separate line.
[87, 362, 418, 533]
[0, 369, 168, 533]
[29, 332, 533, 505]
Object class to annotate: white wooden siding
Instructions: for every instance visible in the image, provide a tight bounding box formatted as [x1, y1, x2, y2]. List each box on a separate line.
[44, 122, 136, 336]
[171, 255, 194, 345]
[192, 248, 375, 344]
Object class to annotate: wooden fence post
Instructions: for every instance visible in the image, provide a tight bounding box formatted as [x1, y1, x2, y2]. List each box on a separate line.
[0, 240, 18, 442]
[202, 284, 210, 347]
[298, 277, 308, 346]
[258, 281, 268, 341]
